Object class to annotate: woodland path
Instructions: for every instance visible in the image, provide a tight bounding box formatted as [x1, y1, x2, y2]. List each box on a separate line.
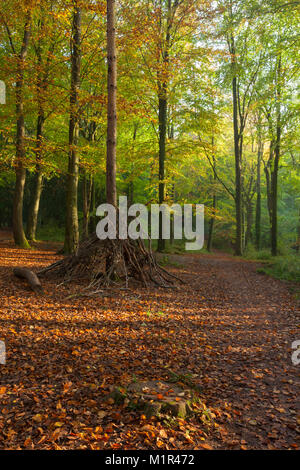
[0, 231, 299, 449]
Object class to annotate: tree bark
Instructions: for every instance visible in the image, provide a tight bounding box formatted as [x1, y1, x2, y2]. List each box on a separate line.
[230, 34, 243, 256]
[296, 208, 300, 253]
[157, 93, 167, 252]
[106, 0, 117, 207]
[82, 172, 93, 239]
[64, 4, 81, 254]
[27, 18, 48, 241]
[27, 111, 44, 240]
[264, 141, 274, 226]
[255, 118, 263, 250]
[13, 14, 31, 248]
[271, 54, 281, 256]
[207, 137, 216, 252]
[157, 0, 172, 252]
[245, 200, 253, 247]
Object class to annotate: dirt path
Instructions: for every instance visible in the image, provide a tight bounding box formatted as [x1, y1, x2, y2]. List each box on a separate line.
[0, 239, 299, 449]
[178, 252, 299, 449]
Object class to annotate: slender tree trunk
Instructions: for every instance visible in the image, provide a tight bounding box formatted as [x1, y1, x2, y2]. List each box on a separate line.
[245, 200, 253, 247]
[207, 138, 216, 252]
[157, 1, 172, 252]
[82, 172, 93, 239]
[207, 194, 216, 253]
[27, 20, 47, 241]
[265, 142, 274, 226]
[106, 0, 117, 207]
[127, 123, 138, 206]
[157, 91, 167, 252]
[255, 120, 263, 250]
[296, 207, 300, 253]
[271, 54, 281, 256]
[13, 14, 31, 248]
[82, 121, 95, 239]
[64, 4, 81, 254]
[27, 114, 44, 241]
[230, 35, 243, 256]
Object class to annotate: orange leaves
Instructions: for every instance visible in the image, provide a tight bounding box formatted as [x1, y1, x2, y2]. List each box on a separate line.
[24, 437, 33, 448]
[62, 381, 72, 395]
[0, 239, 299, 451]
[199, 442, 213, 450]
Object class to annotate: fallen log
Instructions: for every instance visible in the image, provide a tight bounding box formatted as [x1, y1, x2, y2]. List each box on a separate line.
[13, 267, 44, 295]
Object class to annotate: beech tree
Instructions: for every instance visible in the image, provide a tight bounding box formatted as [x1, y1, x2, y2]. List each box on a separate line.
[64, 1, 81, 254]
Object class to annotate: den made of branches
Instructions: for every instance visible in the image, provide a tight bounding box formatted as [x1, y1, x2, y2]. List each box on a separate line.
[38, 234, 181, 291]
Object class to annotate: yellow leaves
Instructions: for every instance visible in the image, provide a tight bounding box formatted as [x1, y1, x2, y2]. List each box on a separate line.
[54, 422, 64, 428]
[156, 438, 164, 448]
[32, 414, 43, 423]
[159, 429, 168, 439]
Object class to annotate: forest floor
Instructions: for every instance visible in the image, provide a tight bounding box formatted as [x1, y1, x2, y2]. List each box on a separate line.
[0, 229, 299, 450]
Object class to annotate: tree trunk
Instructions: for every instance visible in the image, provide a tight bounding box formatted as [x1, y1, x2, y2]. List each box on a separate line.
[64, 4, 81, 254]
[157, 93, 167, 252]
[13, 14, 31, 248]
[296, 207, 300, 253]
[27, 20, 48, 241]
[271, 54, 281, 257]
[82, 172, 93, 239]
[264, 143, 274, 226]
[255, 119, 263, 250]
[207, 138, 216, 252]
[27, 170, 43, 241]
[106, 0, 117, 207]
[230, 35, 243, 256]
[157, 1, 171, 253]
[27, 113, 45, 240]
[245, 200, 253, 247]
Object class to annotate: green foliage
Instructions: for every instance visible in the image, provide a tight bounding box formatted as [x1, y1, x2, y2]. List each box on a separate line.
[257, 255, 300, 283]
[0, 0, 299, 257]
[36, 224, 65, 243]
[244, 244, 272, 261]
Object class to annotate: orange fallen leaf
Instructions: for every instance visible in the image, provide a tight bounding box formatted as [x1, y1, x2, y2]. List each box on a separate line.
[199, 443, 213, 450]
